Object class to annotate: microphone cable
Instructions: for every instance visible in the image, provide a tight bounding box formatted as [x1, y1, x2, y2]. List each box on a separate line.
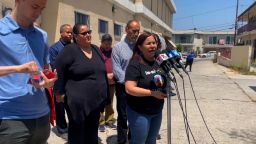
[172, 75, 197, 144]
[182, 73, 189, 140]
[186, 73, 218, 144]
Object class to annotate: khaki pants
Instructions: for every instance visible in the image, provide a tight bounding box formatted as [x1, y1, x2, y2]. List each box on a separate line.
[99, 84, 115, 125]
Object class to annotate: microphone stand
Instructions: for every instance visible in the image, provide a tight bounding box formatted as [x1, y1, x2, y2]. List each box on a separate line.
[166, 71, 175, 144]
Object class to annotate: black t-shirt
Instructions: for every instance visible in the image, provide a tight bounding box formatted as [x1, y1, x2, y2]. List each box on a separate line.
[125, 59, 167, 115]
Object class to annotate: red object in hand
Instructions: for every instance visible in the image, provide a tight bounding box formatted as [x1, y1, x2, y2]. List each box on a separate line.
[30, 74, 43, 84]
[43, 69, 56, 79]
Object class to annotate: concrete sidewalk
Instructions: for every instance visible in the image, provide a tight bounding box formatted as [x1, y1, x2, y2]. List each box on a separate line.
[216, 64, 256, 102]
[48, 60, 256, 144]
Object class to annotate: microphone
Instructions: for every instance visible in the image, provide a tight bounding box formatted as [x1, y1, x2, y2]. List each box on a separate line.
[164, 38, 188, 74]
[164, 50, 183, 78]
[154, 50, 172, 73]
[165, 39, 188, 74]
[154, 50, 174, 79]
[167, 50, 188, 74]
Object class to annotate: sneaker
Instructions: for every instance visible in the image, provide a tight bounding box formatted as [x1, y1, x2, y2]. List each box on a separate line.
[98, 125, 105, 132]
[157, 134, 161, 140]
[107, 123, 117, 129]
[169, 92, 176, 97]
[57, 127, 68, 134]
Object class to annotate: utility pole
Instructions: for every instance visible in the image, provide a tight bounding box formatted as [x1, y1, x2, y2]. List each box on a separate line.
[234, 0, 239, 45]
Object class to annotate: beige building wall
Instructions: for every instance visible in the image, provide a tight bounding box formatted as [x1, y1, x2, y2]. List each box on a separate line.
[193, 34, 203, 50]
[0, 0, 14, 19]
[231, 46, 253, 68]
[42, 0, 136, 46]
[0, 0, 175, 46]
[41, 0, 59, 45]
[142, 0, 173, 27]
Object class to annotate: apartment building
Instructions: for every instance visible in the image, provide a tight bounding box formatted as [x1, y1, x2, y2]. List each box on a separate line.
[173, 30, 234, 53]
[0, 0, 176, 46]
[236, 1, 256, 67]
[237, 2, 256, 46]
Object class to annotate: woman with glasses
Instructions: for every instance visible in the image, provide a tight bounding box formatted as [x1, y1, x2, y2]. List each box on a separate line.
[125, 32, 167, 144]
[54, 23, 110, 144]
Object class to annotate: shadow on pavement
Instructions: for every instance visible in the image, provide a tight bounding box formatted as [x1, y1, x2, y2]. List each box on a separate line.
[51, 126, 68, 141]
[106, 135, 118, 144]
[218, 128, 256, 144]
[249, 86, 256, 92]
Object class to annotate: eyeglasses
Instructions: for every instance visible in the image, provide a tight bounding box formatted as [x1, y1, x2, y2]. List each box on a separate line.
[79, 30, 92, 36]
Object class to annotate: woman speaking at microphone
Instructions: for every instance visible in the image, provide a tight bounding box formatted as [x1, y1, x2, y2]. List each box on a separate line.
[125, 32, 167, 144]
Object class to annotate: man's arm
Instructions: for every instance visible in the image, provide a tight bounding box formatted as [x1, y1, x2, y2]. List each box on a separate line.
[112, 46, 125, 83]
[0, 61, 39, 76]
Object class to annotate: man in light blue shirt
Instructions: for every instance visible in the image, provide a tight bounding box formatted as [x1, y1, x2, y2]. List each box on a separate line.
[0, 0, 56, 143]
[112, 20, 140, 144]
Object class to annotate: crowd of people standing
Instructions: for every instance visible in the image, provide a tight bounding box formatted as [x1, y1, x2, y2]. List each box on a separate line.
[0, 0, 171, 144]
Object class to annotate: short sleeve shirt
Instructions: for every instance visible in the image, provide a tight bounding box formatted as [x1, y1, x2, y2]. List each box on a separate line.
[125, 59, 167, 115]
[0, 15, 50, 119]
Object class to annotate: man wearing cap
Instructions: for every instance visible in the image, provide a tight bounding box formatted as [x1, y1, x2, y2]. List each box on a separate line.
[99, 34, 117, 132]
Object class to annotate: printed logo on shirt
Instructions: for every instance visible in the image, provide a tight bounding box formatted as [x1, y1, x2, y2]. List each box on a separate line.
[153, 74, 165, 87]
[145, 70, 156, 75]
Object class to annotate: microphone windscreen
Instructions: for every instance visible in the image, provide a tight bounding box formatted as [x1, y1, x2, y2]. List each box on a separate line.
[154, 50, 161, 58]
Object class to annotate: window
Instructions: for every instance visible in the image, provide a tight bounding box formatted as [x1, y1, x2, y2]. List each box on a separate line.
[99, 19, 108, 34]
[209, 36, 217, 44]
[226, 36, 235, 44]
[75, 12, 89, 25]
[226, 36, 231, 44]
[114, 23, 122, 36]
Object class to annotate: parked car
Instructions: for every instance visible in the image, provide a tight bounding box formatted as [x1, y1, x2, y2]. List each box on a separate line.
[198, 51, 216, 58]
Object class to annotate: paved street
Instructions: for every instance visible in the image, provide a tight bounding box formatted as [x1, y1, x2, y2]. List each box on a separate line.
[48, 60, 256, 144]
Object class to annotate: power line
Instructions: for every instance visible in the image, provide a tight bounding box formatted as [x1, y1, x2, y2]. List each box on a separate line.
[175, 5, 236, 21]
[205, 27, 234, 32]
[183, 23, 234, 31]
[196, 22, 234, 29]
[199, 24, 234, 31]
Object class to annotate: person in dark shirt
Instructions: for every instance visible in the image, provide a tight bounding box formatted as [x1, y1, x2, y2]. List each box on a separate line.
[185, 52, 195, 72]
[49, 24, 72, 134]
[125, 32, 167, 144]
[54, 23, 110, 144]
[99, 34, 116, 132]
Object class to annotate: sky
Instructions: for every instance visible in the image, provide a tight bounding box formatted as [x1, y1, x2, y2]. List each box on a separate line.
[173, 0, 255, 31]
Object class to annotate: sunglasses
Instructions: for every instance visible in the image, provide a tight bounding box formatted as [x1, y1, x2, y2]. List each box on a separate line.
[79, 30, 92, 36]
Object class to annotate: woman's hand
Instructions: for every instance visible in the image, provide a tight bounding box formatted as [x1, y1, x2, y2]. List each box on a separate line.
[151, 91, 167, 100]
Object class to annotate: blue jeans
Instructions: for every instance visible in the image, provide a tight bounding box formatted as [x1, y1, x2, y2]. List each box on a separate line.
[127, 106, 162, 144]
